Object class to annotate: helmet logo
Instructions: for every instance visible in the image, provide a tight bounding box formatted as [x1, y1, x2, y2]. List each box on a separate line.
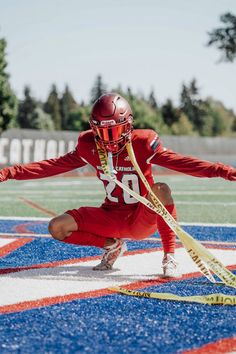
[101, 120, 116, 126]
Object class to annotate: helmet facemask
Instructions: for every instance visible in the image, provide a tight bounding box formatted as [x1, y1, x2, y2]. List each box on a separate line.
[90, 116, 133, 154]
[90, 93, 134, 154]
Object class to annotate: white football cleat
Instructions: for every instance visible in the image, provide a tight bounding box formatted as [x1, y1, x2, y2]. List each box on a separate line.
[162, 253, 181, 278]
[93, 239, 127, 271]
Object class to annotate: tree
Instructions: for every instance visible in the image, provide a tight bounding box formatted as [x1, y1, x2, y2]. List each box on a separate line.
[0, 36, 17, 132]
[148, 90, 158, 109]
[44, 84, 62, 130]
[60, 85, 79, 130]
[34, 106, 54, 130]
[66, 106, 90, 131]
[207, 12, 236, 62]
[171, 113, 195, 135]
[180, 79, 209, 135]
[90, 75, 107, 104]
[161, 99, 180, 126]
[17, 86, 39, 128]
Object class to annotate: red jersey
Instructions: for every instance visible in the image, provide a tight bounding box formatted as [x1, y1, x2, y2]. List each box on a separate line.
[0, 129, 235, 208]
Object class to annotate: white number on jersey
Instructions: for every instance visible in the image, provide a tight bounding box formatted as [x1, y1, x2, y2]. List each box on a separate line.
[99, 173, 140, 204]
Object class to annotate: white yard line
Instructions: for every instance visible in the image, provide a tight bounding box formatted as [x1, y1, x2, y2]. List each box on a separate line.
[176, 201, 236, 205]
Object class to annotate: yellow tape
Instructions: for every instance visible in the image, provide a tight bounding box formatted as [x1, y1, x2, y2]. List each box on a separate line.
[96, 142, 236, 288]
[126, 143, 236, 288]
[110, 287, 236, 306]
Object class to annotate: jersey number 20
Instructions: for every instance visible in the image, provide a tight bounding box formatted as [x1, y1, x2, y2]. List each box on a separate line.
[100, 173, 140, 204]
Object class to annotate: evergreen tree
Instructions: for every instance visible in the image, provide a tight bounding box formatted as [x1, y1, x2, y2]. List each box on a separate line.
[60, 85, 78, 130]
[180, 79, 208, 134]
[90, 75, 107, 104]
[0, 36, 17, 132]
[161, 99, 180, 126]
[148, 90, 158, 109]
[44, 84, 62, 130]
[17, 86, 39, 128]
[207, 12, 236, 62]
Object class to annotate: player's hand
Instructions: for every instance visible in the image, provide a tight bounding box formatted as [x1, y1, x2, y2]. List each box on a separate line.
[228, 168, 236, 181]
[0, 171, 5, 182]
[0, 168, 9, 182]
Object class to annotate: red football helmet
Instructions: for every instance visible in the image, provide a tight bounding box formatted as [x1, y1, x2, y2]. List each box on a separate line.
[90, 93, 133, 153]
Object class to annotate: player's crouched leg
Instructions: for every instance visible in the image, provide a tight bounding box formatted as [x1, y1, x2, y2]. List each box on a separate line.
[149, 182, 180, 278]
[48, 213, 78, 241]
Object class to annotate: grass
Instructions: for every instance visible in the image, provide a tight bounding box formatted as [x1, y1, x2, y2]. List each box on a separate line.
[0, 174, 235, 223]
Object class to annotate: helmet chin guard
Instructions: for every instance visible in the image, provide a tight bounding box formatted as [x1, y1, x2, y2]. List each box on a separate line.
[90, 93, 133, 153]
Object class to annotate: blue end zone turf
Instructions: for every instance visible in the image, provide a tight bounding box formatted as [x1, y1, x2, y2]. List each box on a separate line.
[0, 218, 235, 354]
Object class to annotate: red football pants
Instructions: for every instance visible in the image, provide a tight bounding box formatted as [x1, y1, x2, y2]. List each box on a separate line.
[62, 202, 177, 253]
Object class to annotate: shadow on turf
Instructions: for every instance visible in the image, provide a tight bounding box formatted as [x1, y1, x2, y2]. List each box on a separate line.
[1, 265, 166, 282]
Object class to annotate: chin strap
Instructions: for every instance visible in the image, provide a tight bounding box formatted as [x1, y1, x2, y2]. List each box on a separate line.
[96, 141, 236, 289]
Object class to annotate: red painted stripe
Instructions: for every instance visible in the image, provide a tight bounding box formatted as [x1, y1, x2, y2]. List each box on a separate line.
[1, 264, 235, 315]
[14, 221, 45, 234]
[183, 336, 236, 354]
[18, 197, 57, 217]
[0, 270, 204, 314]
[0, 238, 33, 257]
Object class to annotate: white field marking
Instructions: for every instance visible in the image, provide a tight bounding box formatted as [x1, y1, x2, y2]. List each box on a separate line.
[173, 191, 236, 195]
[0, 197, 102, 203]
[0, 247, 235, 307]
[0, 216, 50, 221]
[3, 198, 234, 204]
[0, 216, 236, 227]
[145, 237, 236, 246]
[0, 238, 17, 247]
[0, 233, 50, 238]
[176, 201, 236, 206]
[0, 190, 104, 195]
[21, 180, 101, 187]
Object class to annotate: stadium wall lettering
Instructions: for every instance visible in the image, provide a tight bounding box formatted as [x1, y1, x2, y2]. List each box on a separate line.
[0, 129, 235, 170]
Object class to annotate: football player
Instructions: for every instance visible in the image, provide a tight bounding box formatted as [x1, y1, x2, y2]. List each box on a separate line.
[0, 93, 235, 277]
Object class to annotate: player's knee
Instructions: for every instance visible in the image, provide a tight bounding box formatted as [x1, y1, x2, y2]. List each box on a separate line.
[48, 218, 67, 241]
[150, 182, 173, 205]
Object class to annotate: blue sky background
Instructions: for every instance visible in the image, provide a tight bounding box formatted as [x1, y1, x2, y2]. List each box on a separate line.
[0, 0, 236, 111]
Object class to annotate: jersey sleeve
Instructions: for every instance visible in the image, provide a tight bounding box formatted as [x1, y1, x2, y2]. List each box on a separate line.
[150, 147, 235, 179]
[0, 140, 87, 182]
[145, 130, 164, 161]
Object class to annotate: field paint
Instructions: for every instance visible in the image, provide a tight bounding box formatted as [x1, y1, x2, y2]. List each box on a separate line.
[173, 191, 236, 195]
[0, 238, 33, 257]
[18, 197, 57, 217]
[146, 237, 236, 247]
[0, 190, 105, 195]
[1, 197, 102, 203]
[177, 201, 236, 206]
[0, 271, 214, 315]
[0, 247, 235, 310]
[183, 336, 236, 354]
[21, 180, 101, 187]
[0, 233, 51, 238]
[3, 198, 233, 204]
[0, 216, 50, 221]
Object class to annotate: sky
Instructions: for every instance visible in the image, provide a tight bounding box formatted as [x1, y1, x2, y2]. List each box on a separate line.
[0, 0, 236, 112]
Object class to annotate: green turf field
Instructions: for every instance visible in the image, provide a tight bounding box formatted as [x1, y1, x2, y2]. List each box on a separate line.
[0, 174, 235, 223]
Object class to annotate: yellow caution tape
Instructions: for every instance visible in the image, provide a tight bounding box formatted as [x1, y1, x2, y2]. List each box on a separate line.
[96, 142, 236, 288]
[110, 287, 236, 306]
